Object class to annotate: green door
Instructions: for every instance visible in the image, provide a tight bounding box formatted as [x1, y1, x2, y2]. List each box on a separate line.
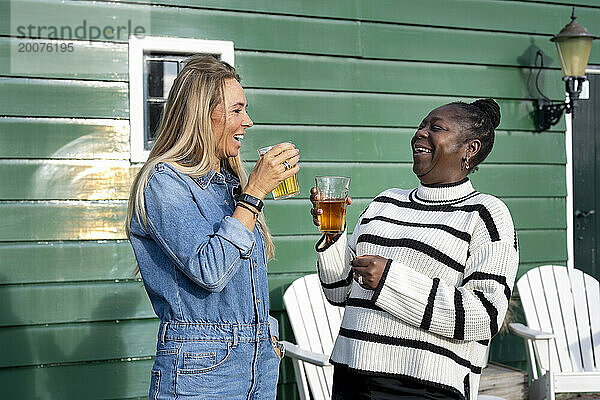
[573, 71, 600, 279]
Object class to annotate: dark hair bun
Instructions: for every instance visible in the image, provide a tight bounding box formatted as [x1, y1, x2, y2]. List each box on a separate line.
[471, 98, 501, 129]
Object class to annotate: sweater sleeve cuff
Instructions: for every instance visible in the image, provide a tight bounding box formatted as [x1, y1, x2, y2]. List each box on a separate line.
[316, 230, 349, 284]
[315, 233, 343, 252]
[372, 260, 433, 323]
[216, 216, 256, 258]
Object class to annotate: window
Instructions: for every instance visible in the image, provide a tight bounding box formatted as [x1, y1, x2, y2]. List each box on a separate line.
[128, 36, 234, 162]
[144, 54, 189, 151]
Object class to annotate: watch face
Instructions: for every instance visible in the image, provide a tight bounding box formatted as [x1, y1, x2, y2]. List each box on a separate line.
[237, 193, 263, 212]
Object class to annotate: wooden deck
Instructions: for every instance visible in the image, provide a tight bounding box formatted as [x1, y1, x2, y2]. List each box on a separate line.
[479, 363, 600, 400]
[479, 362, 528, 400]
[556, 394, 600, 400]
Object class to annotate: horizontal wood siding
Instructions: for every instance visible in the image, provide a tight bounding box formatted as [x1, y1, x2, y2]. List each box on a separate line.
[1, 0, 594, 398]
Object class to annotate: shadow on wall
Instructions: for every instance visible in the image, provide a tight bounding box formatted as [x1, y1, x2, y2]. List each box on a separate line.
[517, 39, 556, 99]
[0, 273, 37, 399]
[41, 292, 142, 399]
[516, 39, 556, 129]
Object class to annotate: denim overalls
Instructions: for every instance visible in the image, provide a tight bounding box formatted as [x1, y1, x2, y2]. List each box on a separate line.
[129, 163, 282, 400]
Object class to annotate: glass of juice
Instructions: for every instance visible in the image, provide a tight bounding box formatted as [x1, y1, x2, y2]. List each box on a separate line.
[315, 176, 350, 233]
[257, 144, 300, 200]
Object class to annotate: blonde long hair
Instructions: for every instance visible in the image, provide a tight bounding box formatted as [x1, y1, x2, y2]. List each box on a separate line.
[126, 55, 275, 263]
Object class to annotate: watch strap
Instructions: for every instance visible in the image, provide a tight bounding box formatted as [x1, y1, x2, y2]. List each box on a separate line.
[236, 193, 264, 212]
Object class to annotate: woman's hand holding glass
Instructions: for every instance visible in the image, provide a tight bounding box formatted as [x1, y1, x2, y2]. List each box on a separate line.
[309, 187, 352, 239]
[245, 142, 300, 200]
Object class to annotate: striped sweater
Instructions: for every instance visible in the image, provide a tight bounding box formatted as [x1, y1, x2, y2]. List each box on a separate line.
[316, 178, 519, 400]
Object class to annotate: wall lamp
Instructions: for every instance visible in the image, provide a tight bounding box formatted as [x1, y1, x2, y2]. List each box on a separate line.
[535, 8, 597, 132]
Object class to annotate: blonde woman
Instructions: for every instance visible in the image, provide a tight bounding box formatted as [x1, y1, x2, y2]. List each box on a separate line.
[126, 55, 299, 399]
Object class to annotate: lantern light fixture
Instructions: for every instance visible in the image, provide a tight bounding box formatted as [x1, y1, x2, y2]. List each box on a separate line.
[536, 7, 597, 132]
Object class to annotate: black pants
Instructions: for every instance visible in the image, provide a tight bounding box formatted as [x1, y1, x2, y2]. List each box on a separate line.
[331, 365, 460, 400]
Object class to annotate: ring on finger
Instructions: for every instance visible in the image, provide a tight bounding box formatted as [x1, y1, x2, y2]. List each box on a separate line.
[283, 161, 291, 170]
[358, 275, 363, 285]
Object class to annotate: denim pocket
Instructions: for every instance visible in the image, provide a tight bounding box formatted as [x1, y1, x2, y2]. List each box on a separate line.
[149, 370, 161, 400]
[178, 341, 232, 374]
[183, 351, 216, 370]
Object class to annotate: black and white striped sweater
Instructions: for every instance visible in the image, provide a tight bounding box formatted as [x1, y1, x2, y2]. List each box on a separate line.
[316, 178, 519, 400]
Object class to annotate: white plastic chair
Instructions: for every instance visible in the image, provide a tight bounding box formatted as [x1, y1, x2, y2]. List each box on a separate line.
[280, 274, 341, 400]
[281, 274, 505, 400]
[509, 265, 600, 400]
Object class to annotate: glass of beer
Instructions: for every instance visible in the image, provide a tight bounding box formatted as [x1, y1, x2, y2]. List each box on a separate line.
[315, 176, 350, 233]
[257, 144, 300, 200]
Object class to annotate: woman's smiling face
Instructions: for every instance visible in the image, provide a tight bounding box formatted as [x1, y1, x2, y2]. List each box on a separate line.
[411, 104, 473, 185]
[211, 78, 253, 164]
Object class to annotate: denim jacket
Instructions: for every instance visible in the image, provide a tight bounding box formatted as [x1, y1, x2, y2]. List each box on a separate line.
[129, 163, 277, 336]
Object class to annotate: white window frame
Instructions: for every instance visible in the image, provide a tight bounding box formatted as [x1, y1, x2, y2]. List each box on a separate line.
[128, 36, 234, 163]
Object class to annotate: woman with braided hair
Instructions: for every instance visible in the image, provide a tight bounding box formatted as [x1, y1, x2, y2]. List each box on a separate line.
[310, 99, 518, 400]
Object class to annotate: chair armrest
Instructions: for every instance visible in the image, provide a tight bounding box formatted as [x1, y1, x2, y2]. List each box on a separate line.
[508, 323, 554, 341]
[279, 340, 331, 366]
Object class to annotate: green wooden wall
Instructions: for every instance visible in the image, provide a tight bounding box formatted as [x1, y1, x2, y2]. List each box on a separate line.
[1, 0, 600, 398]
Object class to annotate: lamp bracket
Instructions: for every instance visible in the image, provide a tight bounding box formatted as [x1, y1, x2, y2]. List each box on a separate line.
[535, 76, 587, 132]
[536, 99, 569, 132]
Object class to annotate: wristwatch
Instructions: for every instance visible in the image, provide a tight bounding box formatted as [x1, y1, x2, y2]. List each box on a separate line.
[236, 193, 264, 213]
